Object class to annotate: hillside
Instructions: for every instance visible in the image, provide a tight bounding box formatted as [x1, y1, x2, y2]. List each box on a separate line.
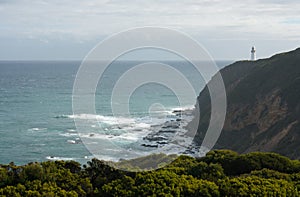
[192, 48, 300, 159]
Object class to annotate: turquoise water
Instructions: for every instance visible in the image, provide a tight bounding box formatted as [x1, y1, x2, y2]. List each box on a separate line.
[0, 60, 231, 165]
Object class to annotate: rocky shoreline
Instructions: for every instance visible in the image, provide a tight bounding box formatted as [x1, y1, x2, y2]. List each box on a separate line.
[140, 108, 203, 156]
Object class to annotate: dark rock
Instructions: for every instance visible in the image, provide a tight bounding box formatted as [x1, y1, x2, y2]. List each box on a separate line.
[173, 110, 183, 113]
[143, 135, 168, 141]
[157, 141, 168, 145]
[141, 144, 158, 148]
[162, 123, 180, 129]
[158, 130, 177, 134]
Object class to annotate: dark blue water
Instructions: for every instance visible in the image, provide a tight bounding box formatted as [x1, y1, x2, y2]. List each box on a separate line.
[0, 60, 232, 165]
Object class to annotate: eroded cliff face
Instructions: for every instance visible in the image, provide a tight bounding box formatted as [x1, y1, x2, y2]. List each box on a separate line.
[222, 89, 297, 152]
[193, 48, 300, 159]
[224, 89, 288, 133]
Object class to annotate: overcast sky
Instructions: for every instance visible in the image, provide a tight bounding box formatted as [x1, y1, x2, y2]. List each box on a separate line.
[0, 0, 300, 60]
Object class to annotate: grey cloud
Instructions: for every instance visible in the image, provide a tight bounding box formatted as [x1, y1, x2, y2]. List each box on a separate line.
[0, 0, 299, 60]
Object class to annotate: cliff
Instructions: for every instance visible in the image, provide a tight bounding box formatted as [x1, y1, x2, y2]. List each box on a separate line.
[192, 48, 300, 159]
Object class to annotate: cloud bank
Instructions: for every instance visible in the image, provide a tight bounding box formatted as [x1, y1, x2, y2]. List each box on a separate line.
[0, 0, 299, 59]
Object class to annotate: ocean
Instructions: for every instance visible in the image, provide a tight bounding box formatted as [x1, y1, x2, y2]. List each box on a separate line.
[0, 60, 232, 165]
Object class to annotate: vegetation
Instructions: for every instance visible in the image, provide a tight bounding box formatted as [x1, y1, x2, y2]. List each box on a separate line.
[0, 150, 300, 196]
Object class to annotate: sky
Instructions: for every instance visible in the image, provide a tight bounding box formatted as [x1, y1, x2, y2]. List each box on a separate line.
[0, 0, 300, 60]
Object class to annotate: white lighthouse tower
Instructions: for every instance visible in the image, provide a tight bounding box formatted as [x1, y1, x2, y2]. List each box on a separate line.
[251, 46, 256, 61]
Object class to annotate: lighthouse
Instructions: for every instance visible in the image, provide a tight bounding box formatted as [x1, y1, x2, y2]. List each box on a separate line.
[251, 46, 256, 61]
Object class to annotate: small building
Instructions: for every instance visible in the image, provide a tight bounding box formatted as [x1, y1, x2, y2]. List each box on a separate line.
[251, 46, 256, 61]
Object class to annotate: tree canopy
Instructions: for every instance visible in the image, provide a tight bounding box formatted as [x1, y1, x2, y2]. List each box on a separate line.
[0, 150, 299, 196]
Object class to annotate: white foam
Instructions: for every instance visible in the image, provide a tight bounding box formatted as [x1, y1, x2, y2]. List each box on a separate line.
[67, 140, 77, 144]
[134, 122, 151, 128]
[63, 107, 198, 161]
[59, 133, 79, 137]
[117, 133, 139, 141]
[80, 131, 142, 143]
[171, 105, 195, 111]
[69, 114, 135, 125]
[68, 114, 159, 134]
[80, 133, 114, 140]
[28, 127, 47, 132]
[68, 113, 169, 127]
[46, 156, 75, 161]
